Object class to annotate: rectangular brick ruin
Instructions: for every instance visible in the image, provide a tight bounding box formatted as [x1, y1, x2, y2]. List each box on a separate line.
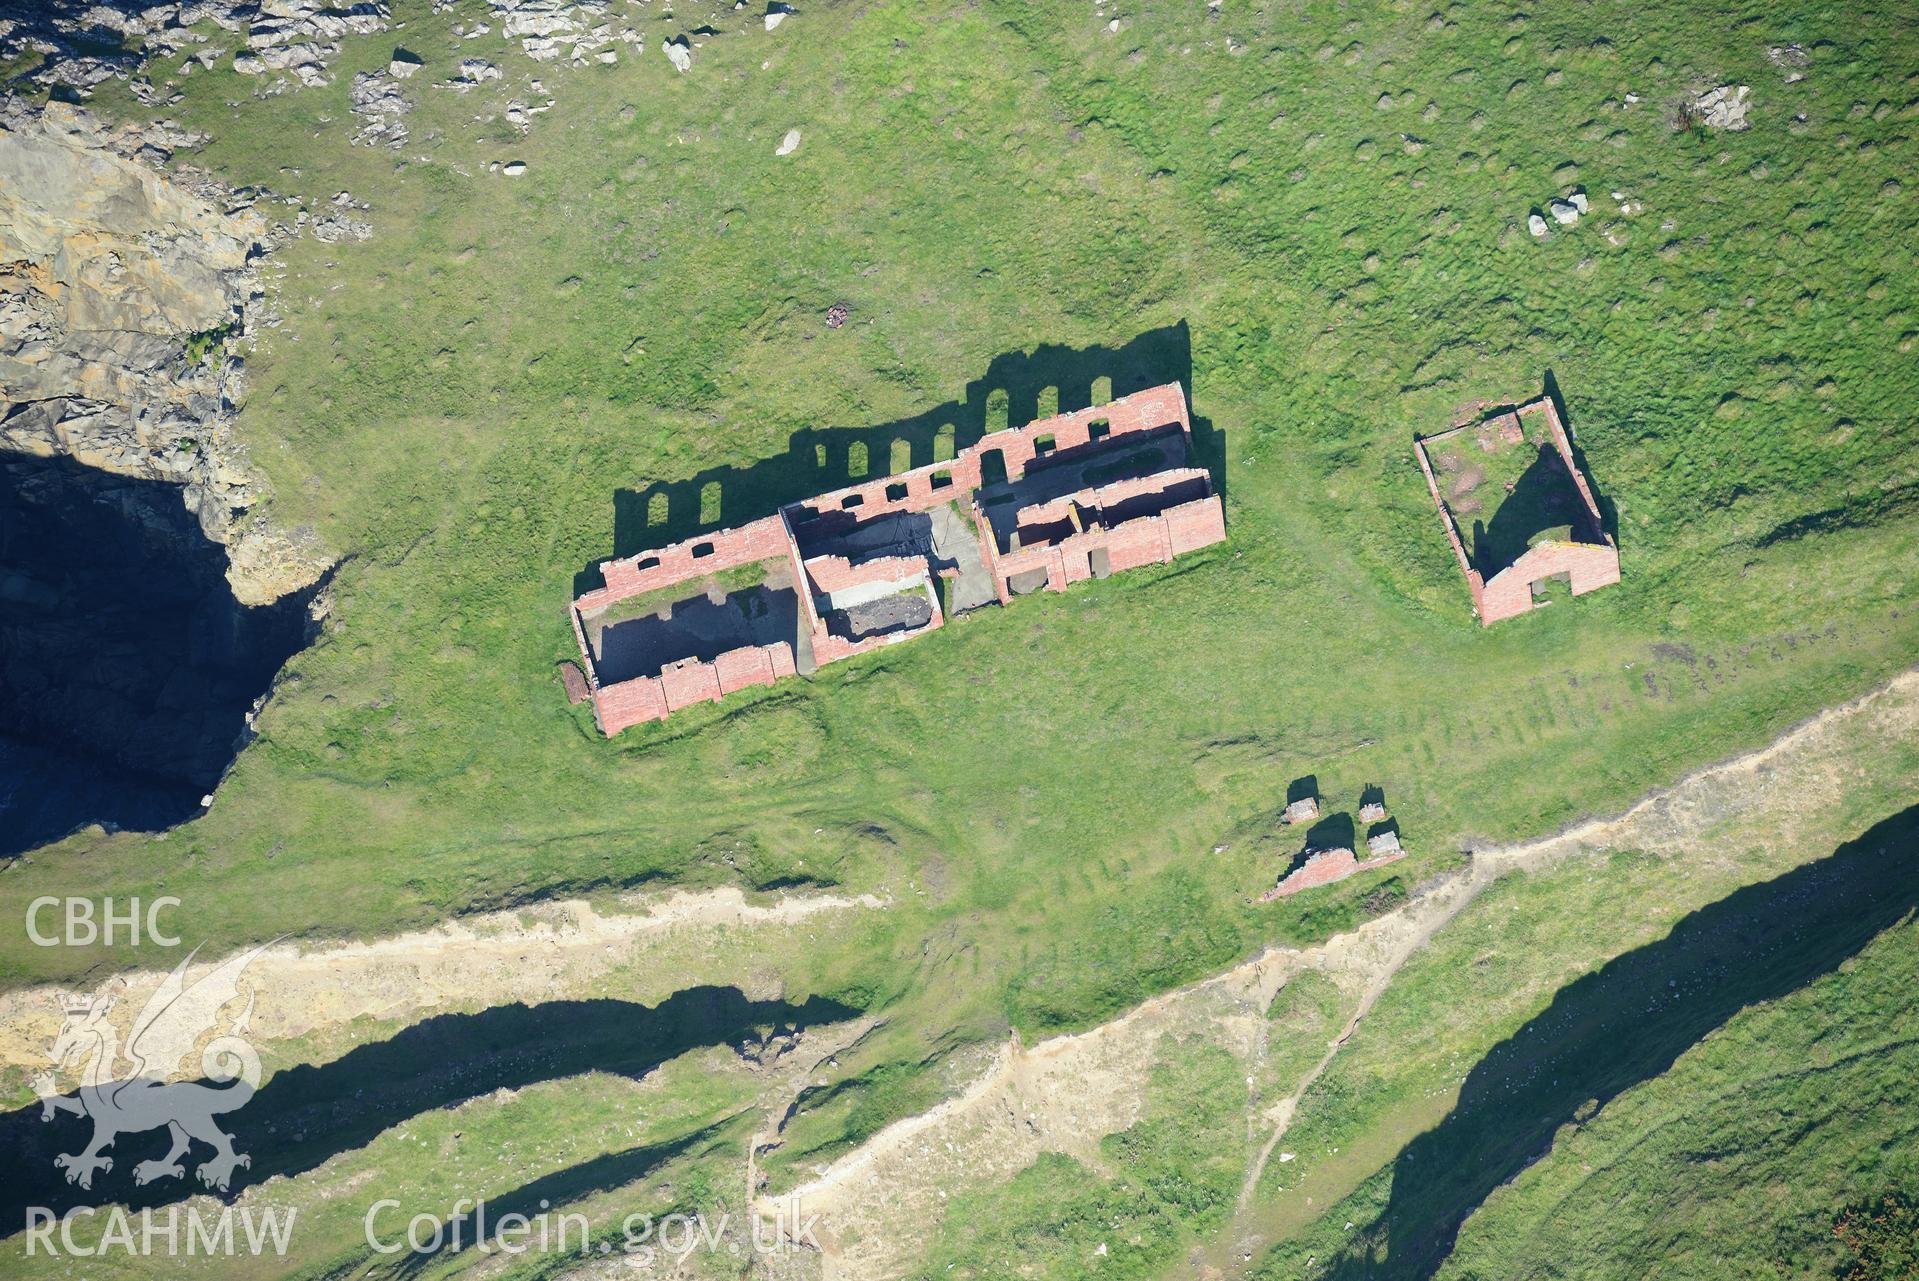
[570, 383, 1226, 734]
[1413, 393, 1619, 625]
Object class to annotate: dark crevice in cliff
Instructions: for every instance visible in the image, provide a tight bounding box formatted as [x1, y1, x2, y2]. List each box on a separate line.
[0, 451, 316, 856]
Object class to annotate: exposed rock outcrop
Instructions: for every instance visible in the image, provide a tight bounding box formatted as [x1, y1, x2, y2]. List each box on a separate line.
[0, 0, 391, 99]
[0, 99, 329, 606]
[1690, 83, 1752, 131]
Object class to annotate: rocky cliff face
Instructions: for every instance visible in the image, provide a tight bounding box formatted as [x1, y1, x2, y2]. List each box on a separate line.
[0, 99, 330, 848]
[0, 99, 328, 605]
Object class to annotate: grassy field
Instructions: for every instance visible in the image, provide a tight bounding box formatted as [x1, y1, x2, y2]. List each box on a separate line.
[2, 0, 1917, 1273]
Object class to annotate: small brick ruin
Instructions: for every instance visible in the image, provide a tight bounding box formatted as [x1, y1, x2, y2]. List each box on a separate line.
[1261, 786, 1405, 900]
[570, 383, 1226, 733]
[1261, 845, 1407, 900]
[1413, 392, 1619, 625]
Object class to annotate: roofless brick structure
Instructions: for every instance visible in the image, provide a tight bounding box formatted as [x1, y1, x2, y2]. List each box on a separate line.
[1414, 392, 1619, 625]
[571, 383, 1226, 734]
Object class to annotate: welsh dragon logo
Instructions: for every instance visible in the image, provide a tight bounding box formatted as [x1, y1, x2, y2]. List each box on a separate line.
[34, 941, 277, 1193]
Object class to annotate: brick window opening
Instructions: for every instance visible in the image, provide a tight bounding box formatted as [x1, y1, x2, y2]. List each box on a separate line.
[930, 470, 954, 490]
[1034, 434, 1057, 456]
[886, 481, 909, 501]
[986, 388, 1010, 433]
[636, 556, 660, 570]
[841, 494, 864, 509]
[692, 541, 716, 558]
[1088, 419, 1111, 441]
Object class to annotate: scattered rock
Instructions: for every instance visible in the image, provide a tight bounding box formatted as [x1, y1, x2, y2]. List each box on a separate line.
[1549, 196, 1580, 225]
[347, 70, 411, 148]
[503, 159, 528, 176]
[1690, 84, 1752, 131]
[765, 3, 794, 30]
[825, 301, 849, 329]
[1766, 43, 1809, 82]
[447, 57, 501, 87]
[311, 213, 373, 242]
[0, 0, 393, 98]
[389, 49, 423, 77]
[663, 35, 692, 72]
[1528, 212, 1550, 238]
[776, 128, 802, 156]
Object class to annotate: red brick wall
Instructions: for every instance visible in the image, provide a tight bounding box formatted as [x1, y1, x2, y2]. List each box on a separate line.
[593, 641, 797, 733]
[804, 553, 928, 596]
[1164, 495, 1227, 556]
[994, 495, 1222, 594]
[581, 515, 794, 612]
[1521, 398, 1611, 540]
[1414, 431, 1480, 602]
[595, 675, 668, 735]
[1260, 846, 1407, 901]
[807, 586, 944, 666]
[1479, 540, 1622, 623]
[970, 382, 1191, 485]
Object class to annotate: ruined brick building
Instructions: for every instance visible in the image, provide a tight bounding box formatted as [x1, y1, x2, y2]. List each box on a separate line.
[1414, 394, 1620, 624]
[570, 383, 1226, 733]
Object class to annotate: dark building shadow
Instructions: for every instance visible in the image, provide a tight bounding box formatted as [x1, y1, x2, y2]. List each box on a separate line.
[1468, 445, 1590, 578]
[575, 323, 1217, 595]
[1541, 368, 1618, 542]
[1304, 812, 1357, 853]
[1318, 802, 1919, 1281]
[592, 586, 799, 685]
[2, 986, 859, 1224]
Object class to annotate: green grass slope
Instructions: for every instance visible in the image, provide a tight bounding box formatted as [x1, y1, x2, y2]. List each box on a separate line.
[0, 0, 1915, 1217]
[1432, 886, 1919, 1280]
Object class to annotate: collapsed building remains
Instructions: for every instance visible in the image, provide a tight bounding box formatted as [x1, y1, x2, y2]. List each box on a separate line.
[1261, 843, 1407, 900]
[570, 383, 1226, 733]
[1414, 393, 1619, 624]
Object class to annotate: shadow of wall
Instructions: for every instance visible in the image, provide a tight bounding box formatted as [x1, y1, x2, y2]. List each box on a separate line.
[1319, 802, 1919, 1281]
[2, 987, 859, 1221]
[576, 322, 1218, 595]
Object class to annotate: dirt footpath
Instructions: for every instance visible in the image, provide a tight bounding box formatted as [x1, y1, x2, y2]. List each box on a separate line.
[763, 669, 1919, 1281]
